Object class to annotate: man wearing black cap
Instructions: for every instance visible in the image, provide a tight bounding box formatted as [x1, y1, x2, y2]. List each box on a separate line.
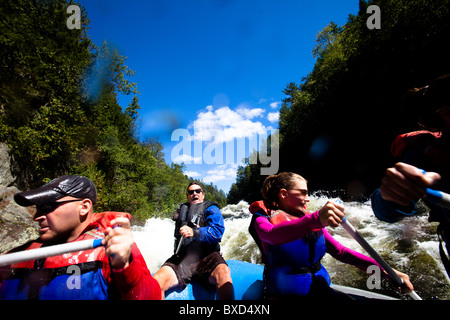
[0, 175, 161, 300]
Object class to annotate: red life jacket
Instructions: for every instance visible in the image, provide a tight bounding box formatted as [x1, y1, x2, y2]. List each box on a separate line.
[0, 212, 130, 300]
[391, 130, 442, 157]
[391, 130, 450, 172]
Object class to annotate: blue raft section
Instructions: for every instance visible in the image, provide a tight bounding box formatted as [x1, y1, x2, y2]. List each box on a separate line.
[165, 259, 264, 300]
[164, 259, 399, 300]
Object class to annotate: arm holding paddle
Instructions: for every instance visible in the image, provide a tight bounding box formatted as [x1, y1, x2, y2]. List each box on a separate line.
[103, 217, 134, 270]
[104, 217, 161, 300]
[319, 200, 415, 295]
[318, 201, 346, 228]
[380, 162, 441, 206]
[372, 162, 442, 222]
[0, 216, 134, 269]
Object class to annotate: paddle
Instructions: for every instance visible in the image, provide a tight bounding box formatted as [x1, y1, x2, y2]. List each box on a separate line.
[425, 188, 450, 210]
[175, 204, 189, 255]
[420, 169, 450, 209]
[0, 223, 123, 267]
[175, 224, 186, 255]
[336, 201, 422, 300]
[0, 239, 103, 267]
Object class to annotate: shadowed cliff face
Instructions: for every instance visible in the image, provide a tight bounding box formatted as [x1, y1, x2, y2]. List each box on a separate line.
[0, 143, 39, 254]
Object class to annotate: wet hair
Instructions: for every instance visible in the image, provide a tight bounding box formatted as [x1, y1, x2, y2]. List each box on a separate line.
[403, 74, 450, 131]
[261, 172, 307, 209]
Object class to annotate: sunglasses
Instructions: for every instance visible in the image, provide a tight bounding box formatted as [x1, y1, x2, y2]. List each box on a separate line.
[36, 199, 83, 214]
[289, 189, 309, 196]
[187, 189, 203, 195]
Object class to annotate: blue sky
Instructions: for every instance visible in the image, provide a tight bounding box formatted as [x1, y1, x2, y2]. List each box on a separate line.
[78, 0, 359, 193]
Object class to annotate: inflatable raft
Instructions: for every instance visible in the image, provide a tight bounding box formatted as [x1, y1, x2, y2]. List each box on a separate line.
[165, 259, 398, 300]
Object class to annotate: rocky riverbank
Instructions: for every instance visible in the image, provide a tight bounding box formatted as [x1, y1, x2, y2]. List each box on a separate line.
[0, 143, 39, 254]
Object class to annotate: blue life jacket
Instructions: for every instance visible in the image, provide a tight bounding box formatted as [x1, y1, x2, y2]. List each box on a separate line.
[264, 229, 330, 296]
[248, 201, 330, 297]
[0, 261, 109, 300]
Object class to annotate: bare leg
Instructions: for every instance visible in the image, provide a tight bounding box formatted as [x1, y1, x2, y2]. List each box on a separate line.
[209, 263, 234, 300]
[153, 265, 179, 300]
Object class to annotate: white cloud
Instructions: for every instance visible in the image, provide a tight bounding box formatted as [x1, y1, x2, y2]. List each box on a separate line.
[190, 106, 267, 144]
[258, 98, 268, 104]
[270, 101, 281, 109]
[203, 164, 238, 183]
[236, 107, 265, 119]
[267, 112, 279, 123]
[184, 170, 201, 178]
[172, 154, 202, 164]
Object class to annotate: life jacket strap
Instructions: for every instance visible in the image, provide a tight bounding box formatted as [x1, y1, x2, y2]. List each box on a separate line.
[1, 261, 103, 281]
[294, 261, 322, 274]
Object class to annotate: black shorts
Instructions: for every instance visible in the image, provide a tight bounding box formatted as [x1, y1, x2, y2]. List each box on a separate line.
[162, 251, 227, 289]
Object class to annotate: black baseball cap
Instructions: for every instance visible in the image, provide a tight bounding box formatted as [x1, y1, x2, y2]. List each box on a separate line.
[14, 175, 97, 207]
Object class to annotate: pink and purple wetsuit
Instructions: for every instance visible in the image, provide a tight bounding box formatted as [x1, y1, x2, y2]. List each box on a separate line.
[249, 201, 387, 297]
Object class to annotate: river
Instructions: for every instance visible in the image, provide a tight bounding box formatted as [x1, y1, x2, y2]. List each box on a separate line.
[133, 193, 450, 300]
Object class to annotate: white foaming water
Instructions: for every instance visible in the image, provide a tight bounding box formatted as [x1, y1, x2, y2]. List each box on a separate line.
[132, 194, 450, 299]
[219, 202, 260, 264]
[132, 201, 259, 273]
[133, 217, 175, 273]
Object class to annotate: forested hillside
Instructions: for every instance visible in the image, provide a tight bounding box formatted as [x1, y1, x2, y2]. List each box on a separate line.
[0, 0, 226, 222]
[228, 0, 450, 204]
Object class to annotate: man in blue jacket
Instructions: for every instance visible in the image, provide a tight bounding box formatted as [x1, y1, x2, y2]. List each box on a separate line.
[153, 181, 234, 299]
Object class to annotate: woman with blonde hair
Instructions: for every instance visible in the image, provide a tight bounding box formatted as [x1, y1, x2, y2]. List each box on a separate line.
[248, 172, 413, 299]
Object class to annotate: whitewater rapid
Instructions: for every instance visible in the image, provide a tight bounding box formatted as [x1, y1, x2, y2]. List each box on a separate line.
[133, 194, 450, 300]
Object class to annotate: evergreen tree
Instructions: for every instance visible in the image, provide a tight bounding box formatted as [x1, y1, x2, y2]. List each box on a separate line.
[0, 0, 226, 223]
[228, 0, 450, 202]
